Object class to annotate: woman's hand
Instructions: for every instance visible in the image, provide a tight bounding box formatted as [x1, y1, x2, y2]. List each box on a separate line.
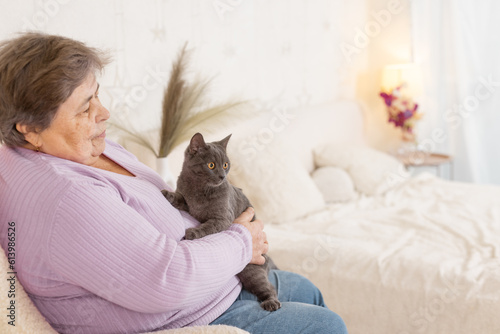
[233, 207, 268, 265]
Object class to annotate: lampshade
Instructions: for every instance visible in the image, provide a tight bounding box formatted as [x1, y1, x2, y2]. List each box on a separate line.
[381, 63, 423, 97]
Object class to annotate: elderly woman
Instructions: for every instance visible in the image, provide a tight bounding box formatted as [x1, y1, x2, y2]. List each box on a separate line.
[0, 33, 347, 334]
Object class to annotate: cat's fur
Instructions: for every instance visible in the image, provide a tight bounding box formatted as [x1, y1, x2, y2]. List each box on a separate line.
[162, 132, 281, 311]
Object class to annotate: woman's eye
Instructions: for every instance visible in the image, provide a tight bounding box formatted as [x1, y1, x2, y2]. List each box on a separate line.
[207, 162, 215, 169]
[223, 162, 229, 169]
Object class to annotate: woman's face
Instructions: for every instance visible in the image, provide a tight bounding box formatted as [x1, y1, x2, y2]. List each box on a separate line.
[33, 74, 110, 166]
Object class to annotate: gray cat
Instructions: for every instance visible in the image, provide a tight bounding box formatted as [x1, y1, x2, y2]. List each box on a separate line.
[162, 132, 281, 312]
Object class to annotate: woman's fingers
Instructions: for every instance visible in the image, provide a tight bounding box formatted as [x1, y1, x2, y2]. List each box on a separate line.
[233, 207, 268, 265]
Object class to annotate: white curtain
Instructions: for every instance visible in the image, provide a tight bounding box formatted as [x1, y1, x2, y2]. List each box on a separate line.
[411, 0, 500, 184]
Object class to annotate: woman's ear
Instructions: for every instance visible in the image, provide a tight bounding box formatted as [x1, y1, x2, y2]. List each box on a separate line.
[16, 123, 42, 148]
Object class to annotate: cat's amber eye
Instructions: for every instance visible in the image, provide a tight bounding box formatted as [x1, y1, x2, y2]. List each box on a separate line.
[223, 162, 229, 169]
[208, 162, 215, 169]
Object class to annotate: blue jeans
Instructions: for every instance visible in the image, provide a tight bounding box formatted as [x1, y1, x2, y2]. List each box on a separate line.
[210, 270, 348, 334]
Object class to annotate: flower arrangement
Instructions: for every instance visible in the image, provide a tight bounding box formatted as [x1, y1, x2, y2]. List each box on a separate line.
[379, 86, 422, 142]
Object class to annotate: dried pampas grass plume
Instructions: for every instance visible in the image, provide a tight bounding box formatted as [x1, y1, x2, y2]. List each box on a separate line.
[158, 44, 245, 157]
[109, 43, 252, 158]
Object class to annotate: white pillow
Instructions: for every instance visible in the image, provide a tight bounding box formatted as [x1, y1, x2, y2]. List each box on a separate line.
[311, 166, 357, 203]
[227, 138, 325, 224]
[314, 144, 409, 196]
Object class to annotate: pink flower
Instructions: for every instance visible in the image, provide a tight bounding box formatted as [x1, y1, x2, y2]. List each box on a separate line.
[380, 91, 396, 106]
[379, 87, 422, 131]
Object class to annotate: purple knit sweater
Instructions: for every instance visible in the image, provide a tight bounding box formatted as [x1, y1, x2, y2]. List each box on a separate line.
[0, 139, 252, 334]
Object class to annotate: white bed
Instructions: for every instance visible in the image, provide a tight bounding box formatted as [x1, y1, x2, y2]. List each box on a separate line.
[265, 173, 500, 334]
[165, 100, 500, 334]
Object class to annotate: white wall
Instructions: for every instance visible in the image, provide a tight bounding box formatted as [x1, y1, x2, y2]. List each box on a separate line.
[0, 0, 419, 167]
[0, 0, 372, 152]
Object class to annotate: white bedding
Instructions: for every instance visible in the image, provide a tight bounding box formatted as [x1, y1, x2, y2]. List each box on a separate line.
[265, 173, 500, 334]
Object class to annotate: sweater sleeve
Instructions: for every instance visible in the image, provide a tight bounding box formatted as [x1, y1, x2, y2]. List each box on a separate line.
[47, 181, 252, 313]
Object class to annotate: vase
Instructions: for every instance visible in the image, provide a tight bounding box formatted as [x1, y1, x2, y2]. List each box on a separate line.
[156, 157, 175, 189]
[401, 129, 416, 143]
[396, 129, 418, 156]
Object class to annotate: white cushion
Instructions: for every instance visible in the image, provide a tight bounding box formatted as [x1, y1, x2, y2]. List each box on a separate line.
[228, 138, 325, 224]
[311, 166, 357, 203]
[314, 144, 409, 196]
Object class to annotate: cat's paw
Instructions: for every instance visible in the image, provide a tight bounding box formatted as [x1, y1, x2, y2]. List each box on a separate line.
[161, 189, 175, 204]
[184, 227, 204, 240]
[260, 299, 281, 312]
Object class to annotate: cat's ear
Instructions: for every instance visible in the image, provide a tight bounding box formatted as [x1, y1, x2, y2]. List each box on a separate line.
[217, 134, 232, 150]
[189, 133, 207, 154]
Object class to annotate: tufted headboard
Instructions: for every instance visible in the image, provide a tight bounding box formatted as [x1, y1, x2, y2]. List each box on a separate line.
[164, 99, 366, 179]
[272, 100, 366, 173]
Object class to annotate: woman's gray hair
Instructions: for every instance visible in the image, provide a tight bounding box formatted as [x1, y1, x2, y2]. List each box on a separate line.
[0, 32, 110, 147]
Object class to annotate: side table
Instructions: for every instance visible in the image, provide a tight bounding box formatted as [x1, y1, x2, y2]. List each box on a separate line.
[395, 151, 454, 179]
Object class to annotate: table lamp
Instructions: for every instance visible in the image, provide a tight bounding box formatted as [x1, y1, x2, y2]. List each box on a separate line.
[381, 63, 423, 96]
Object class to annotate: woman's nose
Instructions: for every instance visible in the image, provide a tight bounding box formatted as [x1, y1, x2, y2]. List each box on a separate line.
[96, 101, 110, 122]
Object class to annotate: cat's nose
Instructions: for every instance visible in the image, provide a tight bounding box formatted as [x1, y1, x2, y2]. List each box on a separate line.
[219, 175, 225, 181]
